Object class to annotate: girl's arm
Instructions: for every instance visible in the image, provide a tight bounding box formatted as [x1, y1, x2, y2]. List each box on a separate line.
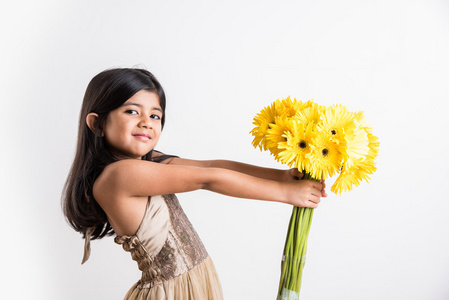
[164, 157, 303, 182]
[94, 159, 323, 209]
[166, 157, 326, 197]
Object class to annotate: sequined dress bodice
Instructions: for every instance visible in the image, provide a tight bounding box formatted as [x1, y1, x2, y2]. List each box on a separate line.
[114, 194, 209, 288]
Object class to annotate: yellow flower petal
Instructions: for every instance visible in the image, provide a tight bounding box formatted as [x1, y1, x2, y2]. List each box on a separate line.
[318, 104, 355, 146]
[331, 158, 377, 194]
[305, 131, 343, 180]
[250, 102, 278, 151]
[344, 125, 370, 167]
[277, 120, 315, 171]
[266, 116, 293, 159]
[295, 102, 323, 127]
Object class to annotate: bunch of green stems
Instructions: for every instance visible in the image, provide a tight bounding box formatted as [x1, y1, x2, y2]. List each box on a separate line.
[277, 173, 317, 298]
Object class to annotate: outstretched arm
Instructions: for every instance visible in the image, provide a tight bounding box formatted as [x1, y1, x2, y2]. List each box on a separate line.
[167, 157, 302, 181]
[166, 157, 326, 197]
[95, 159, 323, 209]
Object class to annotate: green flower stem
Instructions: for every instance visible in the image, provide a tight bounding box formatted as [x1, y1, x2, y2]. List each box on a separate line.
[278, 172, 319, 297]
[292, 209, 303, 289]
[278, 206, 297, 295]
[291, 207, 304, 289]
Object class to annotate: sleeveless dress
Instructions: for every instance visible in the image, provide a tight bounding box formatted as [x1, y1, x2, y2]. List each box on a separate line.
[113, 194, 223, 300]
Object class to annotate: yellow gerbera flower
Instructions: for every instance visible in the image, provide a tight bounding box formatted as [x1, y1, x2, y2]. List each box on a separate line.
[277, 120, 315, 171]
[294, 102, 323, 129]
[353, 111, 369, 128]
[331, 158, 377, 194]
[266, 116, 293, 159]
[250, 102, 278, 151]
[274, 96, 297, 119]
[342, 111, 379, 168]
[275, 96, 315, 119]
[306, 131, 343, 180]
[318, 104, 355, 146]
[344, 125, 370, 168]
[365, 129, 380, 161]
[353, 111, 380, 161]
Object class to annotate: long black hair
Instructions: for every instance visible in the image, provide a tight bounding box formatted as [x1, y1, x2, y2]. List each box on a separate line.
[62, 68, 173, 241]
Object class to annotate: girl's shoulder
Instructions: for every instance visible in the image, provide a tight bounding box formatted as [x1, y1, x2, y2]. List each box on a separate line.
[95, 159, 152, 187]
[93, 160, 141, 199]
[94, 155, 212, 205]
[93, 158, 171, 199]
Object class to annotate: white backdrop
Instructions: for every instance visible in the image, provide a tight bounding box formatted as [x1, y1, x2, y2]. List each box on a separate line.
[1, 0, 449, 299]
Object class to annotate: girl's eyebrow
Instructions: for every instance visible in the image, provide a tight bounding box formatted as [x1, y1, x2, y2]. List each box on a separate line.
[122, 102, 162, 112]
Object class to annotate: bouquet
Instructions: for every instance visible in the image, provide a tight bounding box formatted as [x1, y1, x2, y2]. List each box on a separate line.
[250, 97, 379, 299]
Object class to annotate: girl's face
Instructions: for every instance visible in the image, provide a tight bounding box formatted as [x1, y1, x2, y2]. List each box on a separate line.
[103, 90, 163, 160]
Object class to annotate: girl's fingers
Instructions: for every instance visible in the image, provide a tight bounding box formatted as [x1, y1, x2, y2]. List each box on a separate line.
[311, 188, 321, 197]
[319, 179, 327, 197]
[307, 201, 319, 209]
[291, 168, 304, 179]
[312, 181, 323, 191]
[309, 194, 321, 204]
[322, 189, 327, 197]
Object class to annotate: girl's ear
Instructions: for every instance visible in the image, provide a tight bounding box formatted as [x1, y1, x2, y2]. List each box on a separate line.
[86, 113, 104, 137]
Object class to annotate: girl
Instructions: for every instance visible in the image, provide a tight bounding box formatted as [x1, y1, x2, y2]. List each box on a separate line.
[62, 68, 326, 300]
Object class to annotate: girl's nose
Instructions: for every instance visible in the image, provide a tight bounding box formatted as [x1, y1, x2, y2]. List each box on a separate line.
[139, 116, 153, 129]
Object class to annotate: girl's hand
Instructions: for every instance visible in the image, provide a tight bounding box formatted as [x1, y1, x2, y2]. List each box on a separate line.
[283, 179, 323, 209]
[282, 168, 305, 182]
[283, 168, 327, 198]
[320, 179, 327, 198]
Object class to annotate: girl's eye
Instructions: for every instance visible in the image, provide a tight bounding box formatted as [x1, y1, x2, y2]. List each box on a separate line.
[125, 110, 138, 115]
[150, 114, 161, 120]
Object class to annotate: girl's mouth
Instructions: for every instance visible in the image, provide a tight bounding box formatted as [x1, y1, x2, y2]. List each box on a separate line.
[133, 134, 151, 141]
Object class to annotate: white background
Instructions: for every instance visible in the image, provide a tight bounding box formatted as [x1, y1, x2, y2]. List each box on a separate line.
[1, 0, 449, 299]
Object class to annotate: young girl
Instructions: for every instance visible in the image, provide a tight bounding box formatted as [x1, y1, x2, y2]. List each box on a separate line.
[62, 68, 326, 300]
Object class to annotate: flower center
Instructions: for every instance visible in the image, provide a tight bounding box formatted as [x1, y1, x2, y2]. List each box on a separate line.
[322, 148, 329, 156]
[331, 129, 337, 135]
[299, 141, 307, 149]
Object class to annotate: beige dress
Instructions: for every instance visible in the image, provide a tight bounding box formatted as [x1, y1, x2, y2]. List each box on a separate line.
[114, 194, 223, 300]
